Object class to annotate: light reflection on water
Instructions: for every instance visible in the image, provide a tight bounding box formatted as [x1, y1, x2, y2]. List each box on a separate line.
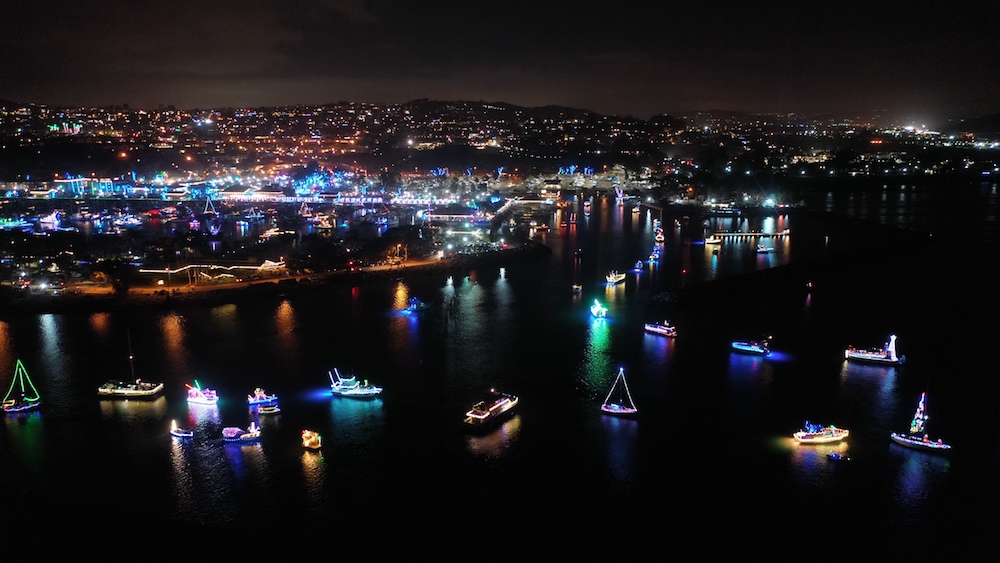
[464, 414, 521, 457]
[0, 186, 992, 543]
[601, 413, 638, 483]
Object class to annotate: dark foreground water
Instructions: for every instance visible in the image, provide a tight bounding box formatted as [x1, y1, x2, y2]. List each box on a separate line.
[1, 179, 998, 558]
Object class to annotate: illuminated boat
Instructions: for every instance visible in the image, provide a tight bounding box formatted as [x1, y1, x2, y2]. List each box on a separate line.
[329, 368, 383, 398]
[463, 389, 518, 429]
[222, 422, 261, 443]
[654, 231, 665, 242]
[600, 367, 637, 417]
[98, 379, 164, 399]
[705, 234, 723, 244]
[731, 338, 770, 356]
[571, 283, 583, 294]
[590, 299, 608, 318]
[302, 429, 322, 450]
[404, 297, 432, 314]
[756, 244, 773, 254]
[890, 392, 951, 452]
[793, 422, 850, 444]
[845, 334, 904, 365]
[606, 270, 626, 284]
[2, 359, 42, 414]
[644, 320, 677, 337]
[97, 333, 163, 398]
[170, 419, 193, 439]
[247, 387, 278, 406]
[186, 380, 219, 405]
[257, 404, 281, 415]
[633, 260, 643, 271]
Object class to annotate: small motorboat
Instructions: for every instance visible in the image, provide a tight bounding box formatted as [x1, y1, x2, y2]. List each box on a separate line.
[170, 419, 193, 439]
[302, 429, 322, 450]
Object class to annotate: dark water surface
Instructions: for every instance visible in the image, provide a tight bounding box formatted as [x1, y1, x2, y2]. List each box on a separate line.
[1, 180, 998, 557]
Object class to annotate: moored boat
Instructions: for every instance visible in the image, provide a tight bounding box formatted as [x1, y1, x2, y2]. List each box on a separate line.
[890, 392, 951, 452]
[845, 334, 904, 365]
[463, 389, 518, 430]
[793, 421, 850, 444]
[644, 320, 677, 337]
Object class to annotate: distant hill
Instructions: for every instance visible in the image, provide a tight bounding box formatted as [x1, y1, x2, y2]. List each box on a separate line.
[939, 113, 1000, 139]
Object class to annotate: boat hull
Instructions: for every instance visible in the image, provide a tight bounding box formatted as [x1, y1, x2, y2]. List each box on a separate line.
[732, 342, 768, 355]
[890, 433, 951, 452]
[463, 392, 518, 432]
[644, 324, 677, 337]
[793, 427, 849, 444]
[845, 352, 899, 365]
[98, 381, 164, 399]
[600, 404, 637, 417]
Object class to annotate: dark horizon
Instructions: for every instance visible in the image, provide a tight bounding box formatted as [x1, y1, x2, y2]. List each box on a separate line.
[3, 2, 999, 128]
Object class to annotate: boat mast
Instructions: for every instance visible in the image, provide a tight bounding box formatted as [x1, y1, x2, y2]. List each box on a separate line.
[127, 330, 136, 382]
[603, 367, 636, 408]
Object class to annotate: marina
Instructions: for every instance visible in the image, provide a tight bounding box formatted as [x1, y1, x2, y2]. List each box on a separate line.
[0, 181, 998, 556]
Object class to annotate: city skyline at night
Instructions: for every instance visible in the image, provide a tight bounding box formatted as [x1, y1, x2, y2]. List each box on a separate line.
[3, 2, 998, 128]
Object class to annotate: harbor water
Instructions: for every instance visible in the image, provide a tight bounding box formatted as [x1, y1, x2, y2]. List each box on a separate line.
[1, 179, 998, 557]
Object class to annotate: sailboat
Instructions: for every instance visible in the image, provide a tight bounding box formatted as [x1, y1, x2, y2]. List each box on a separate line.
[600, 367, 637, 417]
[3, 359, 42, 413]
[97, 331, 164, 398]
[890, 392, 951, 452]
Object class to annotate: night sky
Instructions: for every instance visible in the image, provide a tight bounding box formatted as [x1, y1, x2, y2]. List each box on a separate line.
[2, 1, 998, 125]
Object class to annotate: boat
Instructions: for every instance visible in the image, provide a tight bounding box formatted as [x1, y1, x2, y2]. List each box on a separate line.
[170, 419, 193, 439]
[98, 379, 164, 399]
[571, 283, 583, 294]
[827, 452, 851, 461]
[633, 260, 643, 271]
[654, 231, 665, 242]
[756, 244, 773, 254]
[186, 380, 219, 405]
[845, 334, 904, 365]
[329, 368, 383, 398]
[644, 320, 677, 337]
[404, 297, 432, 313]
[247, 387, 278, 406]
[590, 299, 608, 318]
[463, 389, 519, 429]
[890, 392, 951, 452]
[302, 429, 322, 450]
[98, 334, 164, 398]
[606, 270, 626, 284]
[731, 338, 770, 356]
[600, 367, 638, 417]
[222, 422, 261, 443]
[705, 234, 723, 244]
[257, 404, 281, 415]
[3, 359, 42, 413]
[793, 421, 850, 444]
